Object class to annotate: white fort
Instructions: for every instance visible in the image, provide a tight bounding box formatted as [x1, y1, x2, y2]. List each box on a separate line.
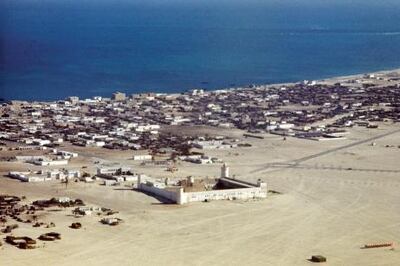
[137, 164, 267, 204]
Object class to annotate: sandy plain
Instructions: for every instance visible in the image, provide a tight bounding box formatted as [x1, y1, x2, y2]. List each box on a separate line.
[1, 121, 399, 266]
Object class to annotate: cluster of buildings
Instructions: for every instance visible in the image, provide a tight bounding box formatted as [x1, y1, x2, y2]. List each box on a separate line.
[5, 148, 81, 183]
[96, 165, 137, 185]
[13, 149, 78, 166]
[8, 169, 81, 182]
[0, 72, 399, 153]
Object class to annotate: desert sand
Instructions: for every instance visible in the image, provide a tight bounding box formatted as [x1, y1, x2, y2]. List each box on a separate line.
[1, 122, 399, 266]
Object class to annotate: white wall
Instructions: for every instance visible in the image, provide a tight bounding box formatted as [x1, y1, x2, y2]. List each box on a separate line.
[37, 160, 68, 166]
[183, 187, 267, 204]
[133, 155, 152, 161]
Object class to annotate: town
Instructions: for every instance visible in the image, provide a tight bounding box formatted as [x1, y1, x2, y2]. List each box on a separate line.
[0, 71, 399, 187]
[1, 72, 399, 153]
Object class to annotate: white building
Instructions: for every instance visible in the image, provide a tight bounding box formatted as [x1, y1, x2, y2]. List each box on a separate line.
[132, 154, 153, 161]
[32, 139, 51, 146]
[9, 172, 43, 182]
[53, 149, 78, 159]
[192, 140, 234, 150]
[34, 159, 69, 166]
[97, 166, 132, 175]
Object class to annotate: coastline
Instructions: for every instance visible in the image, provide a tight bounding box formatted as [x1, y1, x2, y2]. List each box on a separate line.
[240, 67, 400, 90]
[4, 67, 400, 103]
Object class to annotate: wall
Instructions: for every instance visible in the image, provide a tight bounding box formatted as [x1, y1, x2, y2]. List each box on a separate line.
[183, 187, 267, 204]
[15, 156, 45, 162]
[9, 172, 47, 182]
[36, 160, 68, 166]
[138, 183, 181, 203]
[133, 155, 152, 161]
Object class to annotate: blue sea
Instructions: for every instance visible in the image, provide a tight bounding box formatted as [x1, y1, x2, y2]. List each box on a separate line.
[1, 0, 400, 101]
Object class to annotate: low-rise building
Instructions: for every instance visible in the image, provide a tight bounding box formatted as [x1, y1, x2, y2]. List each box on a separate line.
[132, 154, 153, 161]
[112, 92, 126, 101]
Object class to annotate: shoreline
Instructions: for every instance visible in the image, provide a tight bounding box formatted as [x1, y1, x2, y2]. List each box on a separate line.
[2, 67, 400, 103]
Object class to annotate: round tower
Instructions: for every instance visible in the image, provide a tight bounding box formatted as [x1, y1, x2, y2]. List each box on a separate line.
[187, 176, 195, 186]
[221, 163, 229, 178]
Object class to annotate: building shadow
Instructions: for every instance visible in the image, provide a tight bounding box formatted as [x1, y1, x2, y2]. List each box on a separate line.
[132, 188, 175, 204]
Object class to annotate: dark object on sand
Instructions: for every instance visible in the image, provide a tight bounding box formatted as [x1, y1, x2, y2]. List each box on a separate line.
[46, 222, 56, 228]
[310, 255, 327, 263]
[5, 236, 36, 249]
[32, 222, 41, 227]
[38, 232, 61, 241]
[38, 234, 55, 241]
[363, 242, 394, 249]
[70, 222, 82, 229]
[32, 198, 85, 208]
